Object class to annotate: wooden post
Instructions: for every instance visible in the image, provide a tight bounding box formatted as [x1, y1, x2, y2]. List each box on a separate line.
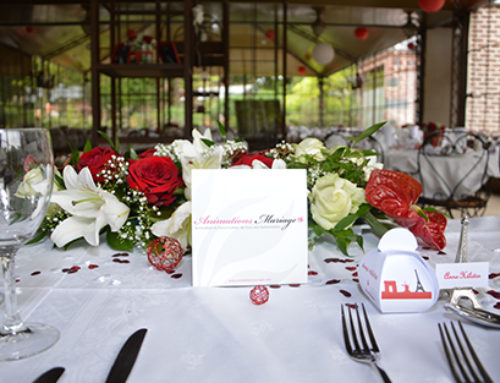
[90, 0, 101, 145]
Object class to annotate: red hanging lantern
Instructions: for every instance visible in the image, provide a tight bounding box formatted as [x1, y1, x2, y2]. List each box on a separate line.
[418, 0, 445, 13]
[298, 66, 306, 75]
[354, 27, 369, 40]
[265, 29, 275, 41]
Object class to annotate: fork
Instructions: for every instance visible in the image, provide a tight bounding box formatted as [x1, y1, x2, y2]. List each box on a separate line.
[341, 303, 392, 382]
[438, 321, 493, 383]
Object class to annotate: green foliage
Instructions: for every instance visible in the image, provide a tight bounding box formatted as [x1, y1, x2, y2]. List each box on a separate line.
[107, 231, 135, 251]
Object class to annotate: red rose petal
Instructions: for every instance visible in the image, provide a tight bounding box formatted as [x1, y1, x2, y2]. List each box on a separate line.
[326, 279, 341, 285]
[487, 290, 500, 299]
[339, 289, 352, 297]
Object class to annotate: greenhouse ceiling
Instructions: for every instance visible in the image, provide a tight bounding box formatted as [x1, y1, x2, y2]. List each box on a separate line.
[0, 0, 490, 77]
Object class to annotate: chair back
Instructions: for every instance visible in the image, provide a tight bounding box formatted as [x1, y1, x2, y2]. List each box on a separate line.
[417, 132, 489, 201]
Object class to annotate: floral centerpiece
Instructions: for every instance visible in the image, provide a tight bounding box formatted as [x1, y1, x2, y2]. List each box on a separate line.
[32, 123, 447, 255]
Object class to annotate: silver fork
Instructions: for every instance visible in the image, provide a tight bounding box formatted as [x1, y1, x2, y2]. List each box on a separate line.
[341, 303, 392, 382]
[438, 321, 493, 383]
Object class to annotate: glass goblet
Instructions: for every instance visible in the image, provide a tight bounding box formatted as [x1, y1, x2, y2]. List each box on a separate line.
[0, 128, 59, 361]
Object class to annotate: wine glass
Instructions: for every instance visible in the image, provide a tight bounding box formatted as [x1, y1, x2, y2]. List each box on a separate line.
[0, 128, 58, 361]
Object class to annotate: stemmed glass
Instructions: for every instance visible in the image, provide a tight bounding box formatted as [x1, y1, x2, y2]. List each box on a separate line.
[0, 128, 58, 361]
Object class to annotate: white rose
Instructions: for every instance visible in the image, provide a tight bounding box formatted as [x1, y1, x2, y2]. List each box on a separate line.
[309, 173, 366, 230]
[294, 137, 326, 162]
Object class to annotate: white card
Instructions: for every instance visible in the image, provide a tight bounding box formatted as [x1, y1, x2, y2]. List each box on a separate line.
[435, 262, 489, 289]
[191, 169, 308, 287]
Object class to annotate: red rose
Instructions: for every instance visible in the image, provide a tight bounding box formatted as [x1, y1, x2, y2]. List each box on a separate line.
[232, 153, 274, 168]
[77, 147, 119, 183]
[127, 156, 183, 206]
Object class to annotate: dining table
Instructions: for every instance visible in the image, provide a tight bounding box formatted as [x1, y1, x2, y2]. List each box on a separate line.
[383, 148, 500, 200]
[2, 216, 500, 382]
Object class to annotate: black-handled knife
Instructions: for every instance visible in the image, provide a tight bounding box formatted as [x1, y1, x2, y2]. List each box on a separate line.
[105, 328, 148, 383]
[33, 367, 65, 383]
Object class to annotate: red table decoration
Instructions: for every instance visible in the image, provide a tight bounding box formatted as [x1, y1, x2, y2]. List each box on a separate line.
[250, 285, 269, 305]
[147, 237, 184, 271]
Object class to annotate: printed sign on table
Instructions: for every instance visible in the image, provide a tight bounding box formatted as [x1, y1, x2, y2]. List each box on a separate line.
[191, 169, 308, 287]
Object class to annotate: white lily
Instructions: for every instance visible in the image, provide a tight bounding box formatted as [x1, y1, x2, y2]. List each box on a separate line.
[173, 129, 223, 200]
[50, 166, 130, 247]
[151, 201, 191, 249]
[232, 158, 287, 170]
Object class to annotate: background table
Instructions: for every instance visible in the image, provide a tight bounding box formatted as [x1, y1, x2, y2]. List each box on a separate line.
[384, 149, 500, 199]
[2, 217, 500, 382]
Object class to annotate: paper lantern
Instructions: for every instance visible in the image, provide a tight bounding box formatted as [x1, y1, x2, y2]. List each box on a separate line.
[418, 0, 445, 13]
[354, 27, 369, 40]
[312, 43, 335, 65]
[298, 66, 306, 75]
[265, 29, 275, 41]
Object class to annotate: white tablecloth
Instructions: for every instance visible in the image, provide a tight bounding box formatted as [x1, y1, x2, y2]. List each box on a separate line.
[2, 217, 500, 382]
[384, 149, 500, 199]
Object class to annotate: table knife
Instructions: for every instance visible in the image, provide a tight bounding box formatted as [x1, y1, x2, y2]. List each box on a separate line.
[33, 367, 65, 383]
[105, 328, 147, 383]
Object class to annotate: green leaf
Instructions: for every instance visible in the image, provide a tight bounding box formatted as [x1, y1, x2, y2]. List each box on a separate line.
[70, 149, 80, 165]
[83, 138, 93, 153]
[26, 229, 49, 245]
[217, 120, 226, 141]
[63, 237, 83, 250]
[348, 121, 386, 146]
[334, 204, 371, 231]
[201, 138, 215, 147]
[55, 173, 65, 189]
[106, 231, 135, 251]
[98, 130, 120, 152]
[129, 146, 139, 160]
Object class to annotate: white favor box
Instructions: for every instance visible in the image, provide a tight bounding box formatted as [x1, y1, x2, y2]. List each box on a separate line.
[358, 228, 439, 313]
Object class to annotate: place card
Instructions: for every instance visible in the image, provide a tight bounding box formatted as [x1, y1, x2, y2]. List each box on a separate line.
[191, 169, 308, 287]
[435, 262, 489, 289]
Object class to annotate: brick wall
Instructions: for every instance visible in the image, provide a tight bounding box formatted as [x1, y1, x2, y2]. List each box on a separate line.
[466, 4, 500, 136]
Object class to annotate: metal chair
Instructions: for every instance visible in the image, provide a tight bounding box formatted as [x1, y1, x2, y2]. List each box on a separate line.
[417, 132, 490, 218]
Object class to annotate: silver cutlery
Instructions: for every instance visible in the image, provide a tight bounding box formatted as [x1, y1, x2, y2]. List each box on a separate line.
[105, 328, 148, 383]
[438, 321, 493, 383]
[32, 367, 65, 383]
[341, 303, 392, 383]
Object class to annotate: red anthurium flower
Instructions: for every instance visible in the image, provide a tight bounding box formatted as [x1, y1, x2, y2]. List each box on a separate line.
[365, 169, 447, 250]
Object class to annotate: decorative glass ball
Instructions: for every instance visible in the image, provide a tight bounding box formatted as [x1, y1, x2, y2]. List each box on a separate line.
[312, 43, 335, 65]
[147, 237, 184, 272]
[250, 285, 269, 305]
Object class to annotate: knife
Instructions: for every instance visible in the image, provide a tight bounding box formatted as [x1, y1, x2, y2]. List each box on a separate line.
[33, 367, 65, 383]
[105, 328, 147, 383]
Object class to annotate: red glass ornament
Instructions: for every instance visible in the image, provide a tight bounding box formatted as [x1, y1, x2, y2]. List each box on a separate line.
[264, 29, 275, 41]
[147, 237, 184, 271]
[354, 27, 369, 40]
[298, 66, 306, 75]
[418, 0, 445, 13]
[250, 285, 269, 305]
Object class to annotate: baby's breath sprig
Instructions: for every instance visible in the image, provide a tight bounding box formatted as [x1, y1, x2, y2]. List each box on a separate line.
[154, 143, 179, 162]
[221, 140, 248, 167]
[267, 141, 295, 160]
